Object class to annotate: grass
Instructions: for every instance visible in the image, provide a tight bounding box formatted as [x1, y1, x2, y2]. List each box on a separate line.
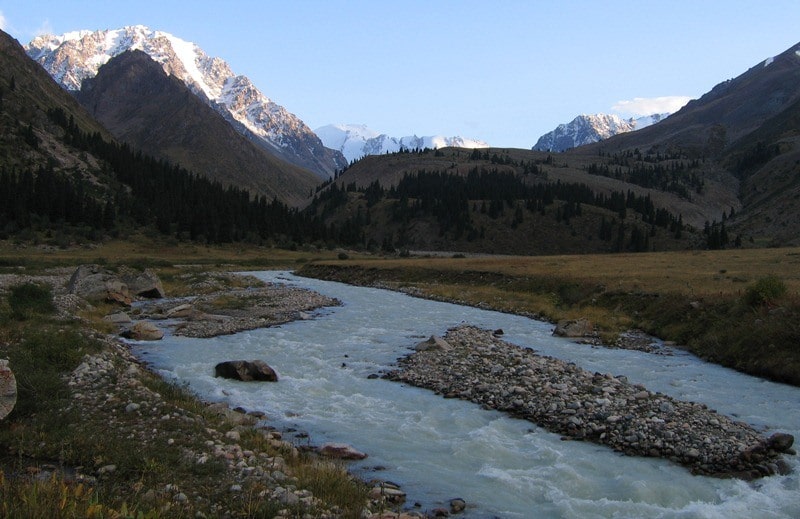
[298, 247, 800, 385]
[0, 234, 363, 274]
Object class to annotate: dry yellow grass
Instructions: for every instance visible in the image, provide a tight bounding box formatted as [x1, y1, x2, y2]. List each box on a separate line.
[329, 247, 800, 298]
[0, 235, 358, 270]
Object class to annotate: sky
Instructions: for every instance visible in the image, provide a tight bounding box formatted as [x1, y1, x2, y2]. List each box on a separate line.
[2, 0, 800, 148]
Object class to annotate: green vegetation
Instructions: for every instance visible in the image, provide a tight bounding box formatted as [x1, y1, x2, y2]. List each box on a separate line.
[7, 282, 55, 320]
[744, 275, 788, 307]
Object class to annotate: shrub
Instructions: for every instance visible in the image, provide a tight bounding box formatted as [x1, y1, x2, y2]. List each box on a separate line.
[744, 276, 788, 307]
[337, 252, 349, 260]
[8, 282, 55, 320]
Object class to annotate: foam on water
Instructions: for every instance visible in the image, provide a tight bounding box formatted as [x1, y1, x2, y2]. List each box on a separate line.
[131, 271, 800, 518]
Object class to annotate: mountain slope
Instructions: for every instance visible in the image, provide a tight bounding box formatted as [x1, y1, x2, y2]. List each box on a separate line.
[532, 113, 668, 152]
[316, 123, 489, 163]
[76, 50, 319, 205]
[25, 25, 346, 178]
[0, 29, 113, 176]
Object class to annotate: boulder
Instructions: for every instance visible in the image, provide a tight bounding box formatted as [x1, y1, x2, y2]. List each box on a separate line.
[165, 303, 193, 318]
[767, 432, 794, 452]
[318, 442, 367, 460]
[118, 267, 165, 298]
[104, 312, 132, 324]
[450, 498, 467, 513]
[121, 321, 164, 341]
[414, 335, 452, 352]
[214, 360, 278, 382]
[553, 318, 594, 338]
[68, 264, 131, 305]
[0, 360, 17, 420]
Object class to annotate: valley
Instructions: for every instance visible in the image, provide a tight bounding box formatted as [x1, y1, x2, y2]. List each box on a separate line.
[0, 12, 799, 517]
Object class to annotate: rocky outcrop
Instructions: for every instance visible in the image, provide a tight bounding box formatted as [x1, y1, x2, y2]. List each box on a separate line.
[214, 360, 278, 382]
[387, 325, 795, 479]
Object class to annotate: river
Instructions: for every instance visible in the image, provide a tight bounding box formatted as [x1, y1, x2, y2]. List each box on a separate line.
[131, 271, 800, 518]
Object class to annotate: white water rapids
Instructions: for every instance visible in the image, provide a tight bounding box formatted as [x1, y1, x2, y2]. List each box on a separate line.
[131, 271, 800, 518]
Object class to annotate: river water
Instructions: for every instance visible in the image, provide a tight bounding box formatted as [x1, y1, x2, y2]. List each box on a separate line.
[131, 271, 800, 518]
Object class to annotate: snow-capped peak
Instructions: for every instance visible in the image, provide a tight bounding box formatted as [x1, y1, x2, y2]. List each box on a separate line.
[532, 112, 669, 152]
[25, 26, 345, 177]
[316, 123, 489, 163]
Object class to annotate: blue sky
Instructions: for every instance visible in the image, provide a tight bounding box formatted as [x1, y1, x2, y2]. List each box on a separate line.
[2, 1, 799, 148]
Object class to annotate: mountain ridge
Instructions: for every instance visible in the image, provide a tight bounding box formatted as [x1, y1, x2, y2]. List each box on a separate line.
[532, 113, 668, 152]
[26, 25, 346, 178]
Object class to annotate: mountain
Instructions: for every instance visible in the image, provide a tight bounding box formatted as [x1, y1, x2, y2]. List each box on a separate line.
[315, 123, 489, 163]
[75, 50, 320, 205]
[25, 25, 346, 179]
[569, 41, 800, 245]
[532, 113, 668, 152]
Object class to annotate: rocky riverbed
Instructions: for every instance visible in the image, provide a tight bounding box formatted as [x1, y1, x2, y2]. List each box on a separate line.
[134, 280, 341, 339]
[386, 325, 795, 479]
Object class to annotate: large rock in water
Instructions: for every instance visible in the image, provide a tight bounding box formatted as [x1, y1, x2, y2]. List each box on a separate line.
[553, 318, 594, 338]
[121, 321, 164, 341]
[214, 360, 278, 382]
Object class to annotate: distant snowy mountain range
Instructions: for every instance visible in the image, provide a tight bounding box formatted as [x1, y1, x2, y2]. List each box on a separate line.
[316, 124, 489, 163]
[532, 113, 669, 152]
[24, 25, 346, 178]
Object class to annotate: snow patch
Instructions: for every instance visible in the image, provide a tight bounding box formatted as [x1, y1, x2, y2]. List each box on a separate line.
[316, 124, 489, 163]
[764, 56, 775, 67]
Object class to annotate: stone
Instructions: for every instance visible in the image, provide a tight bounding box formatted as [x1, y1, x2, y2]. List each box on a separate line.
[553, 318, 594, 338]
[0, 359, 17, 420]
[214, 360, 278, 382]
[318, 442, 367, 460]
[104, 312, 132, 324]
[415, 335, 452, 352]
[118, 267, 165, 298]
[166, 303, 193, 318]
[450, 498, 466, 513]
[67, 264, 132, 305]
[767, 432, 794, 452]
[121, 321, 164, 341]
